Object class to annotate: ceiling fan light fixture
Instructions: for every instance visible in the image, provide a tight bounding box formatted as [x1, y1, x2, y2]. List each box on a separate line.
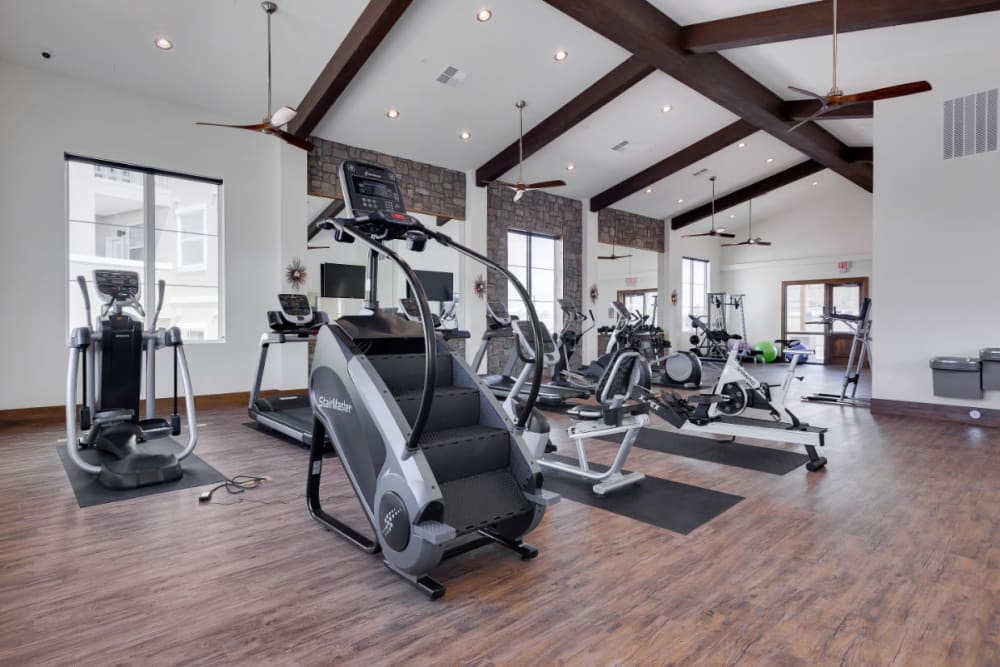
[476, 8, 493, 22]
[154, 37, 173, 50]
[554, 50, 568, 62]
[270, 105, 296, 127]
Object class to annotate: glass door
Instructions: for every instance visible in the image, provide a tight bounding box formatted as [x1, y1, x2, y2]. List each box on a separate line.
[783, 282, 828, 363]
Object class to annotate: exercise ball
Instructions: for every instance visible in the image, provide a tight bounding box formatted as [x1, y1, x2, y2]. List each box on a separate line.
[784, 342, 810, 363]
[755, 341, 778, 363]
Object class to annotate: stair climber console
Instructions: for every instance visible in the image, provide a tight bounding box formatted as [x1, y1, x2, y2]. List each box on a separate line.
[307, 160, 559, 599]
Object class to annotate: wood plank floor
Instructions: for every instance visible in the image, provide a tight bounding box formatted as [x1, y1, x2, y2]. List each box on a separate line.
[1, 365, 997, 666]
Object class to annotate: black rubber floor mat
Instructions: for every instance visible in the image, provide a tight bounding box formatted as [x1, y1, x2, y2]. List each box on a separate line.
[600, 429, 811, 475]
[56, 439, 227, 508]
[541, 454, 743, 535]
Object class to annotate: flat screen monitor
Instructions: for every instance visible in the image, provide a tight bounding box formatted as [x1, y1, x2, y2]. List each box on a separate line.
[320, 263, 366, 299]
[408, 270, 454, 302]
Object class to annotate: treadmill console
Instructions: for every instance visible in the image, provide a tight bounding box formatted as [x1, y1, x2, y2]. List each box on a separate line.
[267, 294, 328, 334]
[94, 270, 140, 302]
[278, 293, 313, 326]
[339, 161, 408, 220]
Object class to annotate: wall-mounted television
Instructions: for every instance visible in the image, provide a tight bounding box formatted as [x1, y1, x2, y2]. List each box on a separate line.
[407, 270, 454, 302]
[320, 263, 366, 299]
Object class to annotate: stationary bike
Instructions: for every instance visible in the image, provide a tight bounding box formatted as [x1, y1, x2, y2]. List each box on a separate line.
[707, 337, 812, 422]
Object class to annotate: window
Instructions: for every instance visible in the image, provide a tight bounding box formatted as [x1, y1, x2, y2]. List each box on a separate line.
[66, 156, 224, 342]
[507, 230, 559, 333]
[681, 257, 710, 331]
[617, 289, 659, 322]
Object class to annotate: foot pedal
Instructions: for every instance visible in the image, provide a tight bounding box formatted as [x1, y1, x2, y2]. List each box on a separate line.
[412, 520, 456, 545]
[524, 489, 561, 506]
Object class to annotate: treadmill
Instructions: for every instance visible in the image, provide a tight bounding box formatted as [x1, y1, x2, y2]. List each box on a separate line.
[249, 294, 329, 446]
[473, 301, 588, 407]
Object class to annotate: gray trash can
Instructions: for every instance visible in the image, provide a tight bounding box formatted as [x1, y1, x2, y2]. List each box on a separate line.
[980, 348, 1000, 391]
[929, 357, 982, 399]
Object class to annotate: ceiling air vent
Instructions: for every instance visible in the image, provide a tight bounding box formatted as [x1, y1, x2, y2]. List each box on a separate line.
[692, 168, 709, 177]
[943, 88, 997, 159]
[611, 140, 630, 152]
[434, 65, 466, 86]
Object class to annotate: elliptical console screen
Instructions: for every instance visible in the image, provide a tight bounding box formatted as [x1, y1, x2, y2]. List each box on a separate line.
[339, 161, 407, 218]
[94, 269, 140, 300]
[278, 293, 312, 324]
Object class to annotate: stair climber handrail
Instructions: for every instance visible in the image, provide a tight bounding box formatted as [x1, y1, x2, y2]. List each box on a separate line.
[320, 217, 437, 453]
[424, 229, 544, 430]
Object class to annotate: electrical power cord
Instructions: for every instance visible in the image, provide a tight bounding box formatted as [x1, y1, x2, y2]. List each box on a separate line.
[198, 475, 275, 504]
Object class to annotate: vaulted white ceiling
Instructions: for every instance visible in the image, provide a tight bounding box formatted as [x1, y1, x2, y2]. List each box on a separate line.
[5, 0, 996, 227]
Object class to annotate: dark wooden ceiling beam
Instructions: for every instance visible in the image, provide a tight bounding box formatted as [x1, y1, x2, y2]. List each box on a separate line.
[289, 0, 413, 139]
[784, 99, 873, 121]
[542, 0, 872, 192]
[307, 199, 345, 241]
[590, 119, 755, 211]
[671, 160, 824, 229]
[475, 57, 654, 186]
[847, 146, 873, 163]
[681, 0, 1000, 53]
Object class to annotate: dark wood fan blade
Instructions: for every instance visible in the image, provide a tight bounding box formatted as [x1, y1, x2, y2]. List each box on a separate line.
[788, 86, 826, 101]
[682, 232, 712, 238]
[717, 232, 737, 238]
[755, 240, 772, 246]
[493, 180, 523, 189]
[787, 103, 830, 132]
[525, 180, 567, 189]
[272, 129, 315, 152]
[831, 81, 932, 105]
[721, 241, 750, 247]
[196, 121, 272, 130]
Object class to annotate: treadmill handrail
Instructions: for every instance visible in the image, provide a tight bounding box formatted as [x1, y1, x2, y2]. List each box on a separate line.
[320, 217, 437, 453]
[426, 229, 544, 429]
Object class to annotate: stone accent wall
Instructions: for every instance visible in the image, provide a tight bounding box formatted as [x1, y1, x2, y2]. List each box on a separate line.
[485, 184, 583, 374]
[308, 137, 466, 220]
[598, 208, 665, 253]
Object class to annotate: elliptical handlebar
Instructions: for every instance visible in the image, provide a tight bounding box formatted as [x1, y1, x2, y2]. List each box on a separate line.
[76, 275, 92, 328]
[150, 279, 166, 330]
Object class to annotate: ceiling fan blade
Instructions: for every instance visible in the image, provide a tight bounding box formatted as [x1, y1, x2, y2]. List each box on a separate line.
[271, 128, 315, 151]
[682, 232, 713, 238]
[493, 180, 522, 189]
[721, 240, 750, 247]
[755, 240, 773, 246]
[788, 86, 827, 102]
[196, 121, 272, 130]
[830, 81, 932, 105]
[717, 231, 736, 238]
[786, 102, 831, 132]
[524, 180, 567, 189]
[269, 105, 297, 127]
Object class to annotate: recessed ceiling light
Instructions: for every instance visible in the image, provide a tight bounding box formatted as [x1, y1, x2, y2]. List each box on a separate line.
[677, 198, 684, 204]
[459, 130, 472, 141]
[737, 142, 746, 149]
[765, 157, 774, 164]
[566, 163, 575, 171]
[645, 188, 653, 194]
[476, 8, 493, 22]
[386, 109, 400, 119]
[154, 37, 173, 50]
[554, 50, 568, 62]
[729, 214, 735, 219]
[661, 105, 672, 113]
[811, 180, 819, 186]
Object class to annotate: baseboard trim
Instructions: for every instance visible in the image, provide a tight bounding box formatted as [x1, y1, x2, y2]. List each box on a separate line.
[0, 389, 308, 427]
[870, 398, 1000, 428]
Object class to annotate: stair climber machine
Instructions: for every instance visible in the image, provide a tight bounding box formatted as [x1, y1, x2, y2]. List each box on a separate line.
[307, 161, 559, 599]
[249, 294, 330, 447]
[471, 301, 588, 407]
[631, 337, 829, 472]
[505, 317, 653, 495]
[66, 270, 198, 489]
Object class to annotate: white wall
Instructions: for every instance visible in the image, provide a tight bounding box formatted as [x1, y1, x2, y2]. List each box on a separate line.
[720, 175, 873, 347]
[874, 66, 1000, 408]
[0, 59, 287, 409]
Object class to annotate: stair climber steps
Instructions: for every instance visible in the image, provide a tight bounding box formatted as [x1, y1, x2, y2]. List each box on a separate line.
[368, 352, 453, 394]
[438, 469, 532, 536]
[419, 425, 511, 484]
[395, 386, 481, 432]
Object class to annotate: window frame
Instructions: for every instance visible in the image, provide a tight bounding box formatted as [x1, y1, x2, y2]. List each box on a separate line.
[65, 154, 225, 343]
[681, 256, 710, 332]
[506, 228, 560, 333]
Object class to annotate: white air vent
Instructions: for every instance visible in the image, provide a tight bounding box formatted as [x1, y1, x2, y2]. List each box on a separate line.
[434, 66, 466, 86]
[611, 140, 630, 152]
[943, 89, 997, 159]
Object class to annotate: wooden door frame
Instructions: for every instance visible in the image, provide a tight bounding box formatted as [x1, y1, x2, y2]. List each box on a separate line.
[781, 277, 869, 364]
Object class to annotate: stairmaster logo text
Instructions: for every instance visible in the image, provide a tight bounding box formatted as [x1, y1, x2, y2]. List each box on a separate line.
[317, 395, 353, 414]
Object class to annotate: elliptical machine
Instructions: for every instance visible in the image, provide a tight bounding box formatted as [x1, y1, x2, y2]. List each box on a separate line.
[307, 161, 558, 599]
[66, 270, 198, 489]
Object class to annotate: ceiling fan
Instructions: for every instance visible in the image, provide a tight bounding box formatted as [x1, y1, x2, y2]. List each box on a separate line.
[787, 0, 931, 132]
[722, 199, 771, 247]
[598, 226, 633, 260]
[493, 100, 566, 202]
[682, 176, 735, 239]
[196, 2, 313, 151]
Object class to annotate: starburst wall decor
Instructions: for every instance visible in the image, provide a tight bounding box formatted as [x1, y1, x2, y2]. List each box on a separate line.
[285, 258, 307, 290]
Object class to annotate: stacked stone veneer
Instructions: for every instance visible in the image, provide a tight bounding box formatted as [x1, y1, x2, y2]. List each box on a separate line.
[308, 137, 466, 219]
[598, 208, 665, 253]
[485, 184, 583, 374]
